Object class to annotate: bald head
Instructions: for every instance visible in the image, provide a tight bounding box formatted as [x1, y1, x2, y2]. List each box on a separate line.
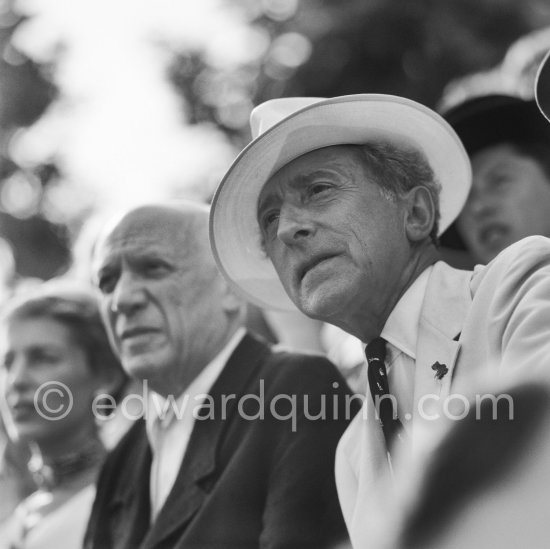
[95, 202, 212, 271]
[91, 201, 244, 397]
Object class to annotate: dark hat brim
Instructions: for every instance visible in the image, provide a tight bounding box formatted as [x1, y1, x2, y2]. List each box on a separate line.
[443, 94, 550, 157]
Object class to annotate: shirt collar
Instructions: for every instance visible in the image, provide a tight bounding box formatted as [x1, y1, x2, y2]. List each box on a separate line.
[380, 265, 433, 360]
[146, 327, 246, 433]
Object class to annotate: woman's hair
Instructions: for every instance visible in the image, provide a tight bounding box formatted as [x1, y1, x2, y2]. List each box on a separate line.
[1, 279, 127, 397]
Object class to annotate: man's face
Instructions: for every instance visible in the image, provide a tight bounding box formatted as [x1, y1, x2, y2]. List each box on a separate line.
[257, 146, 412, 334]
[457, 144, 550, 264]
[92, 208, 224, 396]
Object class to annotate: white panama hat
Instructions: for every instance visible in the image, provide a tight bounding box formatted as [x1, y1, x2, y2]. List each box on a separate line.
[210, 94, 471, 311]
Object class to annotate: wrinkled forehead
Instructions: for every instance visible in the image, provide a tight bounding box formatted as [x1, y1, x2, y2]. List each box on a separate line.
[94, 212, 180, 263]
[93, 207, 212, 272]
[257, 145, 365, 207]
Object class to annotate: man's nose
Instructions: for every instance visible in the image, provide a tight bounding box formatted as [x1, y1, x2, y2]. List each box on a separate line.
[110, 271, 147, 315]
[276, 205, 316, 245]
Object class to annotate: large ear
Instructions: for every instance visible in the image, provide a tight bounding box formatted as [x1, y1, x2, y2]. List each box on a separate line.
[403, 186, 436, 243]
[220, 278, 245, 315]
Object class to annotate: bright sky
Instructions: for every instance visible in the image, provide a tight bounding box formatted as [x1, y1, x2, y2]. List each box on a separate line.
[9, 0, 262, 215]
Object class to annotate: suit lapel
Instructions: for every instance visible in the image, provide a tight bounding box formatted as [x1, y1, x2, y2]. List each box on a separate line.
[339, 263, 474, 548]
[412, 262, 473, 444]
[105, 420, 153, 549]
[142, 333, 270, 549]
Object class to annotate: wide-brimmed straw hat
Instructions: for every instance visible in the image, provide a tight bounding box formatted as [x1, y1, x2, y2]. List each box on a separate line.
[536, 49, 550, 122]
[210, 94, 471, 311]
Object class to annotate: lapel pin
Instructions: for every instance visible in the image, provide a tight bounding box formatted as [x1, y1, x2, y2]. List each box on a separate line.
[431, 361, 448, 380]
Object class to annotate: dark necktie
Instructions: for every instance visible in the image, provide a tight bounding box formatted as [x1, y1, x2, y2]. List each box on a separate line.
[365, 337, 407, 456]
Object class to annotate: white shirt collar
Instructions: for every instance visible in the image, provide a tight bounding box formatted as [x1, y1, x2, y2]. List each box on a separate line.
[145, 327, 246, 435]
[380, 265, 433, 360]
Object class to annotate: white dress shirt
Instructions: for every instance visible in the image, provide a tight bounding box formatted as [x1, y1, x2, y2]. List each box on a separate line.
[145, 327, 246, 521]
[374, 265, 433, 433]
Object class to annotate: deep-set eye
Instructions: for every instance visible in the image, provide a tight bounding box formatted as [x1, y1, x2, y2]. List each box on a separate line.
[97, 272, 117, 295]
[143, 260, 171, 277]
[262, 210, 280, 231]
[309, 182, 332, 196]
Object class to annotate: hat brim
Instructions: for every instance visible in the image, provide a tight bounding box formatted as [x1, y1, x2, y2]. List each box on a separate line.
[444, 94, 550, 156]
[536, 49, 550, 122]
[210, 94, 471, 311]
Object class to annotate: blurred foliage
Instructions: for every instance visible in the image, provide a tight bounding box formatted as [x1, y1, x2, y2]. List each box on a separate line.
[0, 9, 55, 130]
[281, 0, 533, 104]
[171, 0, 550, 148]
[2, 0, 550, 286]
[0, 0, 65, 289]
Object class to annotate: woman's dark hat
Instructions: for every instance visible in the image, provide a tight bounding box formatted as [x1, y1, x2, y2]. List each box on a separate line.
[440, 93, 550, 253]
[443, 94, 550, 157]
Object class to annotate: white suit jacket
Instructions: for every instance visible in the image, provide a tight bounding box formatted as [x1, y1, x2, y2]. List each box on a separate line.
[335, 236, 550, 548]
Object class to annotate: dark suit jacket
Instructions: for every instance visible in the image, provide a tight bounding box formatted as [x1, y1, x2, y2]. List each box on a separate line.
[84, 333, 358, 549]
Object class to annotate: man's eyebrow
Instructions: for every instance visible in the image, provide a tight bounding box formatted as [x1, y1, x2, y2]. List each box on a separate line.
[142, 248, 181, 264]
[284, 169, 344, 192]
[258, 168, 339, 212]
[294, 169, 339, 183]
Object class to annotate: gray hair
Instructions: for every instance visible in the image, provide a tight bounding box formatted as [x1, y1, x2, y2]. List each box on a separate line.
[352, 142, 441, 243]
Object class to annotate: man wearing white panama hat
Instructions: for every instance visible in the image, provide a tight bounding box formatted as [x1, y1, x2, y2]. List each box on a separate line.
[210, 93, 550, 548]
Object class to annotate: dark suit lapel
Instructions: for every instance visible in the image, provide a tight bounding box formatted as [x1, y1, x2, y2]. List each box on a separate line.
[105, 420, 153, 549]
[142, 333, 270, 548]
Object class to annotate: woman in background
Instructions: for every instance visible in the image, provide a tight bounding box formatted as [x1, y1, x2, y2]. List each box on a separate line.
[0, 281, 126, 549]
[442, 94, 550, 265]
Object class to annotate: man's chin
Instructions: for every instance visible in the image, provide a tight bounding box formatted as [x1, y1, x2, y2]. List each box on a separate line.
[295, 287, 347, 322]
[121, 354, 160, 382]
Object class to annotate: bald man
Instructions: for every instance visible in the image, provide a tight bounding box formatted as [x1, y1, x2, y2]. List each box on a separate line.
[84, 202, 356, 549]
